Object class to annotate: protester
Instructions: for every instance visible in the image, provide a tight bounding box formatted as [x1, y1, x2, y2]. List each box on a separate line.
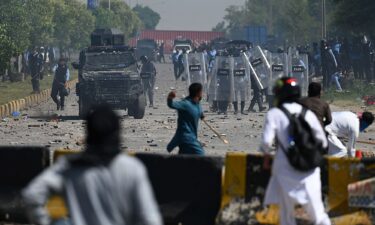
[51, 58, 70, 110]
[299, 82, 332, 128]
[261, 77, 330, 225]
[23, 105, 162, 225]
[326, 111, 374, 157]
[167, 83, 205, 155]
[140, 55, 157, 107]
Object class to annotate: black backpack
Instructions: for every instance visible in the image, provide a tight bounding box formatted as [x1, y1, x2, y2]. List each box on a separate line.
[278, 106, 326, 172]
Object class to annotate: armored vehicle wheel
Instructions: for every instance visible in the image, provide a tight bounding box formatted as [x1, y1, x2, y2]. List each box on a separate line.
[132, 94, 146, 119]
[78, 98, 90, 119]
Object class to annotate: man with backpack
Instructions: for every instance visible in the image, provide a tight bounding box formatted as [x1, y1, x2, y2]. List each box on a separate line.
[261, 77, 330, 225]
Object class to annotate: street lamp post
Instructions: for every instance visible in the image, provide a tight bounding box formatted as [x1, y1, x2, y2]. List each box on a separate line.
[321, 0, 327, 39]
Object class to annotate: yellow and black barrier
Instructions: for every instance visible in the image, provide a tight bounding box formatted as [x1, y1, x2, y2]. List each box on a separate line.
[1, 147, 374, 224]
[221, 152, 373, 224]
[0, 146, 50, 223]
[49, 150, 224, 225]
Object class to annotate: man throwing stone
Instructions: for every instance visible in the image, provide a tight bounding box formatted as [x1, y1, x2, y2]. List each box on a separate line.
[167, 83, 205, 155]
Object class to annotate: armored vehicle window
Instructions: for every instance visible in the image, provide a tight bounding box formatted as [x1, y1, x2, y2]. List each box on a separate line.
[85, 52, 136, 70]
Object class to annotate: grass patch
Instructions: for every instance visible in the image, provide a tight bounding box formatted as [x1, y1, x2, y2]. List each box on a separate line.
[0, 70, 77, 105]
[322, 80, 375, 109]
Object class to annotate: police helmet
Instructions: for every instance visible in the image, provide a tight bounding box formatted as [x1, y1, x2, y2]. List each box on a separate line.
[140, 55, 148, 63]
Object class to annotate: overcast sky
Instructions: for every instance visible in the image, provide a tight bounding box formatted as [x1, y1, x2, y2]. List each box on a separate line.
[129, 0, 246, 31]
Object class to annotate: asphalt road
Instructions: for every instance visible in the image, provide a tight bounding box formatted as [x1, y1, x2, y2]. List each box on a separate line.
[1, 62, 374, 156]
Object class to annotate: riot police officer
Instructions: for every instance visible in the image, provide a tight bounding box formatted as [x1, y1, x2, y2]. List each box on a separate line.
[28, 48, 44, 93]
[51, 58, 70, 110]
[140, 56, 156, 107]
[248, 74, 266, 112]
[232, 60, 249, 115]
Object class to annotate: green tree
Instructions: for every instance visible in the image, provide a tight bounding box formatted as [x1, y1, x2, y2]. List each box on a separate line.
[216, 0, 336, 45]
[0, 24, 14, 74]
[53, 0, 95, 54]
[94, 7, 123, 30]
[333, 0, 375, 36]
[96, 0, 142, 39]
[0, 0, 30, 53]
[25, 0, 55, 47]
[133, 4, 161, 30]
[68, 1, 95, 50]
[0, 0, 30, 73]
[212, 22, 227, 33]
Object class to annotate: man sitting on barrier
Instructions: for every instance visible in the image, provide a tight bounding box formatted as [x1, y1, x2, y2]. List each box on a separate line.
[261, 77, 331, 225]
[167, 83, 205, 155]
[23, 104, 162, 225]
[326, 111, 374, 157]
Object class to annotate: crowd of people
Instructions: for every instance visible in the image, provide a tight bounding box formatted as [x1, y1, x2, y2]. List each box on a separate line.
[19, 37, 375, 225]
[306, 36, 375, 90]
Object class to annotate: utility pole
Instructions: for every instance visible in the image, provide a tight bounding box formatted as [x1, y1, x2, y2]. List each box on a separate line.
[321, 0, 327, 39]
[108, 0, 111, 10]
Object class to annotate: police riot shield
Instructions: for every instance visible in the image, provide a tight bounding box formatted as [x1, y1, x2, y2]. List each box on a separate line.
[249, 46, 271, 91]
[232, 53, 251, 102]
[288, 48, 309, 96]
[267, 52, 289, 95]
[212, 56, 234, 102]
[184, 53, 207, 87]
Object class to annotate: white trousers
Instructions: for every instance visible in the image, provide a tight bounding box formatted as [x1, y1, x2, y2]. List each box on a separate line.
[327, 134, 354, 157]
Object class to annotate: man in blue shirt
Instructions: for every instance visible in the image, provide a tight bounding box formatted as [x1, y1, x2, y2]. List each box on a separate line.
[167, 83, 205, 155]
[172, 50, 180, 80]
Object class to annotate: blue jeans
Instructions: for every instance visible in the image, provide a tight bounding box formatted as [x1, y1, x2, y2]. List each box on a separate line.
[331, 72, 342, 91]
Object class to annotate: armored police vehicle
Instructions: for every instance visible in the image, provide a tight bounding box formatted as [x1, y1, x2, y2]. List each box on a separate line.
[72, 29, 146, 119]
[135, 39, 158, 62]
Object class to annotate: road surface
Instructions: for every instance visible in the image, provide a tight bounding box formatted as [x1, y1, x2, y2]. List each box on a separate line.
[1, 62, 374, 156]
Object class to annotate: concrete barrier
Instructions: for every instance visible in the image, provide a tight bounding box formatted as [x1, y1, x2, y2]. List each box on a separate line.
[50, 151, 224, 225]
[136, 153, 224, 225]
[1, 147, 371, 224]
[0, 146, 50, 223]
[0, 105, 6, 118]
[222, 152, 369, 223]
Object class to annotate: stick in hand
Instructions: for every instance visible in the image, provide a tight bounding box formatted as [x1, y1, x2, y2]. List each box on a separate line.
[202, 119, 229, 144]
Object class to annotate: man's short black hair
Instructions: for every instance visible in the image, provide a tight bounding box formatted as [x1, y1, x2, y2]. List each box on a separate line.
[189, 83, 203, 98]
[308, 82, 322, 97]
[86, 104, 121, 152]
[362, 112, 374, 125]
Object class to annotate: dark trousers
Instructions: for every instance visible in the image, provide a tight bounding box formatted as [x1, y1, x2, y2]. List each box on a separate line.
[173, 63, 179, 80]
[51, 82, 65, 107]
[159, 54, 165, 63]
[178, 63, 185, 80]
[218, 101, 229, 113]
[31, 74, 40, 92]
[249, 88, 263, 110]
[143, 78, 155, 105]
[322, 65, 330, 89]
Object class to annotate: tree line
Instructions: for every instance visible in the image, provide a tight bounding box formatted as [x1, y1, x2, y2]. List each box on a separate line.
[0, 0, 160, 75]
[214, 0, 375, 45]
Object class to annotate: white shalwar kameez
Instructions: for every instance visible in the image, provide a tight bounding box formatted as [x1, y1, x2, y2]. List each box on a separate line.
[260, 103, 331, 225]
[325, 111, 359, 157]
